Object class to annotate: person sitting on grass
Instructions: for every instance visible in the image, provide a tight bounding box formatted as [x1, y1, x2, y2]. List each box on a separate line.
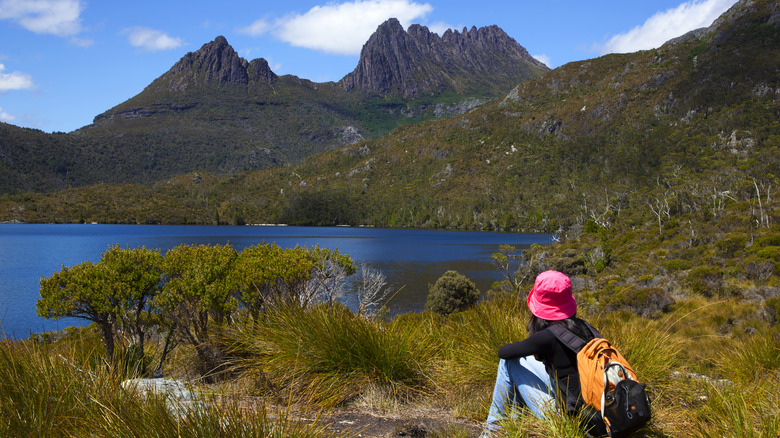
[481, 270, 607, 437]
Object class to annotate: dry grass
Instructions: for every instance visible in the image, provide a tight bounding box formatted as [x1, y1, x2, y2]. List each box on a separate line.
[4, 296, 779, 437]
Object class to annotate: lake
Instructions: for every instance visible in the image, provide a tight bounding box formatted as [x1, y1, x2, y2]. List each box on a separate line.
[0, 224, 552, 338]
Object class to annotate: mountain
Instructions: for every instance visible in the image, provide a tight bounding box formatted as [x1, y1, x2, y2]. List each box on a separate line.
[340, 18, 548, 97]
[0, 21, 547, 194]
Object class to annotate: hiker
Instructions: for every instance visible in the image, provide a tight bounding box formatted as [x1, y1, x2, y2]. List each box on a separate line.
[482, 270, 607, 436]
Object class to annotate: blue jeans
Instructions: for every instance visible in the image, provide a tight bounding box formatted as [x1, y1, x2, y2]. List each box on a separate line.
[484, 356, 556, 432]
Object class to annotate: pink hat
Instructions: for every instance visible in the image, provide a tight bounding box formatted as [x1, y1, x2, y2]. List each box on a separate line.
[527, 270, 577, 321]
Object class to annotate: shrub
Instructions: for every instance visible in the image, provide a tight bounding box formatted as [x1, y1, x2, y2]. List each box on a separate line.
[549, 248, 587, 276]
[662, 259, 694, 271]
[755, 234, 780, 247]
[765, 296, 780, 325]
[740, 256, 776, 282]
[425, 270, 480, 316]
[686, 266, 724, 297]
[715, 233, 747, 257]
[603, 287, 675, 318]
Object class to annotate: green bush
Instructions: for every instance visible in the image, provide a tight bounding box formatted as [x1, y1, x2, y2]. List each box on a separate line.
[603, 287, 675, 318]
[686, 266, 724, 297]
[740, 256, 776, 282]
[549, 248, 587, 276]
[662, 259, 694, 271]
[756, 246, 780, 261]
[765, 297, 780, 325]
[715, 233, 747, 257]
[755, 234, 780, 247]
[425, 270, 480, 316]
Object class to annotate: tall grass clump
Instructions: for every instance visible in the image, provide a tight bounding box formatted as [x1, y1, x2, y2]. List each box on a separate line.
[89, 399, 343, 438]
[0, 340, 341, 437]
[433, 296, 528, 418]
[224, 302, 438, 407]
[692, 378, 780, 438]
[0, 339, 116, 436]
[715, 329, 780, 383]
[499, 403, 593, 438]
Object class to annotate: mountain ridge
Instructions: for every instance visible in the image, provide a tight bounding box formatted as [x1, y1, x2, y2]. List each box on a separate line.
[339, 18, 548, 97]
[0, 19, 548, 194]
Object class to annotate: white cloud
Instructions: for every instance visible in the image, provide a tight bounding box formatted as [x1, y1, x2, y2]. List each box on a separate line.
[0, 64, 34, 91]
[125, 27, 185, 51]
[426, 21, 456, 35]
[239, 18, 272, 37]
[599, 0, 736, 54]
[0, 106, 15, 123]
[242, 0, 434, 56]
[532, 54, 552, 67]
[0, 0, 84, 37]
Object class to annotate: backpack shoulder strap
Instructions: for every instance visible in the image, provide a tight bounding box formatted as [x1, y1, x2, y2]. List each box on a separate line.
[548, 321, 604, 353]
[582, 321, 603, 339]
[548, 324, 588, 353]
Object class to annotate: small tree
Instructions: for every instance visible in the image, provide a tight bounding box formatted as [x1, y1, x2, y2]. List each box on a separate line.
[491, 244, 520, 294]
[425, 270, 480, 316]
[155, 243, 238, 378]
[38, 260, 119, 359]
[37, 245, 164, 363]
[355, 264, 391, 319]
[305, 246, 357, 306]
[100, 245, 164, 367]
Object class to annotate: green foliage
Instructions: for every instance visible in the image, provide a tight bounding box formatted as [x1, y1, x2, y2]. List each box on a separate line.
[37, 245, 164, 362]
[662, 259, 694, 271]
[229, 243, 313, 315]
[548, 249, 587, 277]
[686, 266, 726, 297]
[765, 297, 780, 325]
[603, 286, 675, 318]
[425, 270, 480, 316]
[156, 243, 238, 377]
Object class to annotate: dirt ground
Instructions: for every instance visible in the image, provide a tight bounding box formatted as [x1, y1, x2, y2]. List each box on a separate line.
[303, 406, 484, 437]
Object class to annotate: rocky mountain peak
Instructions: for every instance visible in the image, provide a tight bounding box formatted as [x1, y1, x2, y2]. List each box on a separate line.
[161, 36, 277, 90]
[339, 18, 549, 97]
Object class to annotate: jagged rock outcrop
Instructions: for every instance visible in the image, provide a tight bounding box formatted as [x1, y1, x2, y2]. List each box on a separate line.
[340, 18, 549, 97]
[159, 36, 277, 91]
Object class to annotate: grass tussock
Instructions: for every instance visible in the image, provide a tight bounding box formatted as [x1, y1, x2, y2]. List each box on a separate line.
[0, 340, 340, 438]
[692, 378, 780, 438]
[223, 302, 439, 407]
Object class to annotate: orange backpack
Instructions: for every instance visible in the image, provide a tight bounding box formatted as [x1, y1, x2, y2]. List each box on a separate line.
[550, 324, 651, 437]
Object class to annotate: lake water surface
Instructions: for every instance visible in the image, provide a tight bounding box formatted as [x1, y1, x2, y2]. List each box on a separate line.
[0, 224, 552, 338]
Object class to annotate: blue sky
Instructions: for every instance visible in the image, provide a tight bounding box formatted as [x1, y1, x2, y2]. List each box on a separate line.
[0, 0, 737, 133]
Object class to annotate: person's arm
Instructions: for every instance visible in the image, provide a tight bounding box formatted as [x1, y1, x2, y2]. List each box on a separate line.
[497, 329, 552, 359]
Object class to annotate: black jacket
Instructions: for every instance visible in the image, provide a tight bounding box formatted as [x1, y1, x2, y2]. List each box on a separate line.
[498, 319, 607, 436]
